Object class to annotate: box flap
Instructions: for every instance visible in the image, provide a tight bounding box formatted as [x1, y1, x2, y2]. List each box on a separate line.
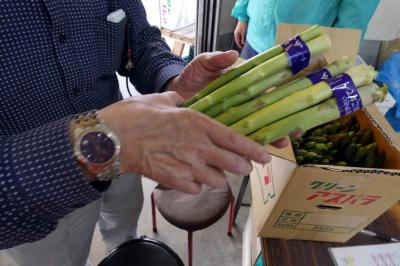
[363, 105, 400, 150]
[276, 24, 361, 64]
[265, 137, 296, 163]
[356, 106, 400, 170]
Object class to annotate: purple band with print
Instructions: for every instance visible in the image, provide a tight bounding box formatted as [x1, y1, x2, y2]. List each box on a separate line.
[327, 73, 363, 117]
[306, 68, 333, 84]
[281, 35, 311, 74]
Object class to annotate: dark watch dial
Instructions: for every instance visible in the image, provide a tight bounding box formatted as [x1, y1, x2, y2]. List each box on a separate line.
[80, 131, 115, 164]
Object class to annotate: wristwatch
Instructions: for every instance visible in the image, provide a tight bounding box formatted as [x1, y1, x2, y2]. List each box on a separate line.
[72, 111, 121, 182]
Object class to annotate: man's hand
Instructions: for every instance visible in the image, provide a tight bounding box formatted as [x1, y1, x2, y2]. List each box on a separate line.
[97, 92, 271, 194]
[234, 21, 248, 49]
[167, 50, 239, 100]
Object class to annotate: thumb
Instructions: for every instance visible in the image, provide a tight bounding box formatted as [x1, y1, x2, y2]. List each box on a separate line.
[197, 50, 239, 72]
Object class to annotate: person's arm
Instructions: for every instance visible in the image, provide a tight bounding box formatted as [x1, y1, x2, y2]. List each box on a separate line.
[0, 118, 102, 249]
[117, 0, 186, 94]
[231, 0, 250, 49]
[333, 0, 380, 39]
[231, 0, 250, 22]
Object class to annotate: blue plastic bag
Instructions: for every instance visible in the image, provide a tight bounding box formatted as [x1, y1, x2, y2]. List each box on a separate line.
[377, 52, 400, 131]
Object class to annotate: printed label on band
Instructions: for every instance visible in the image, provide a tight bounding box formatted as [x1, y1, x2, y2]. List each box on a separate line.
[281, 35, 311, 74]
[306, 68, 333, 84]
[327, 73, 363, 117]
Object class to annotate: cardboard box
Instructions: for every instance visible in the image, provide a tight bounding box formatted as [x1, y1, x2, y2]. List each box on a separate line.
[250, 24, 400, 243]
[159, 0, 196, 31]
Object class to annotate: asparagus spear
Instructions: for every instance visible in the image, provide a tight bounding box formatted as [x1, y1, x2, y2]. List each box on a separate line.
[204, 69, 293, 117]
[231, 64, 377, 136]
[249, 83, 387, 144]
[352, 142, 377, 163]
[215, 57, 354, 125]
[182, 25, 323, 107]
[363, 152, 376, 168]
[189, 34, 332, 112]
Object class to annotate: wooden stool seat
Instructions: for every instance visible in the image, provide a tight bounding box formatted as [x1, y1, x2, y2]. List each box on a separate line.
[150, 182, 235, 266]
[154, 182, 233, 232]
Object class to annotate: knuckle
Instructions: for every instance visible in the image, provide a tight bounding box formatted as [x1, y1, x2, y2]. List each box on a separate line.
[179, 108, 196, 118]
[164, 90, 179, 98]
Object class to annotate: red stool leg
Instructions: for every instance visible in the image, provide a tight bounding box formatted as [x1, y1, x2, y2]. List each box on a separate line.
[188, 231, 193, 266]
[151, 192, 157, 233]
[227, 198, 235, 236]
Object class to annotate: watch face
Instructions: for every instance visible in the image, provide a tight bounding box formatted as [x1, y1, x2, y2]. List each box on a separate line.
[80, 131, 115, 164]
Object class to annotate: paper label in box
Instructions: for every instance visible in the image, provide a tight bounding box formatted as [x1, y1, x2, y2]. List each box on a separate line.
[254, 163, 276, 204]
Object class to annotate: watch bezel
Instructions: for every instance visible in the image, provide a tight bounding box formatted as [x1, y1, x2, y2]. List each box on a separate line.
[73, 126, 121, 174]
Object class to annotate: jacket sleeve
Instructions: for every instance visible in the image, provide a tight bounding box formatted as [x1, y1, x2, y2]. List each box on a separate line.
[333, 0, 380, 39]
[231, 0, 250, 22]
[116, 0, 186, 94]
[0, 117, 102, 249]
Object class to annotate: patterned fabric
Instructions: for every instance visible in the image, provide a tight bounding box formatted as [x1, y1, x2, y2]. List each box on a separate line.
[0, 0, 185, 249]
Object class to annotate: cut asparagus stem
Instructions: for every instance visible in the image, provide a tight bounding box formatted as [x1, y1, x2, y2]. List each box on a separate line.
[249, 83, 387, 144]
[204, 69, 293, 117]
[182, 25, 323, 107]
[230, 64, 377, 136]
[216, 57, 354, 125]
[190, 34, 332, 112]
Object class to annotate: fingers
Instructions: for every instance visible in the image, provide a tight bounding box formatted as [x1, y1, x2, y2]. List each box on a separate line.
[271, 138, 289, 148]
[204, 145, 252, 176]
[197, 50, 239, 73]
[204, 118, 271, 165]
[234, 32, 243, 49]
[194, 164, 227, 188]
[290, 131, 303, 139]
[162, 178, 202, 195]
[156, 162, 226, 194]
[130, 91, 185, 108]
[240, 31, 246, 47]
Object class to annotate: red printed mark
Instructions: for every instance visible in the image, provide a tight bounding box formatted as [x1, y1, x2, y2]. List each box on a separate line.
[264, 175, 271, 186]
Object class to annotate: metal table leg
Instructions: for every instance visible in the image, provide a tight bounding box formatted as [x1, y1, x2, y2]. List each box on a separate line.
[233, 175, 250, 224]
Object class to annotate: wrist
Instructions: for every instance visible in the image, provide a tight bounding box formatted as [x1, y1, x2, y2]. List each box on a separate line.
[69, 112, 121, 183]
[164, 75, 181, 92]
[69, 119, 97, 182]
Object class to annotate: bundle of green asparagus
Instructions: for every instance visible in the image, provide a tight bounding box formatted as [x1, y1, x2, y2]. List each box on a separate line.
[183, 25, 325, 107]
[187, 26, 332, 112]
[291, 118, 386, 168]
[184, 25, 388, 147]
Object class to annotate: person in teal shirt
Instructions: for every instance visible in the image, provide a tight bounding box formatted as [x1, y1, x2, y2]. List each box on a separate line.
[232, 0, 380, 59]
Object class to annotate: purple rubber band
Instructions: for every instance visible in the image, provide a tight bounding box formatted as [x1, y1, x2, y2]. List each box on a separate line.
[281, 35, 311, 74]
[327, 73, 363, 117]
[306, 68, 333, 84]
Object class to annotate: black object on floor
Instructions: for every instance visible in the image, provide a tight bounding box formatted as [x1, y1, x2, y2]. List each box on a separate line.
[98, 236, 184, 266]
[233, 175, 250, 224]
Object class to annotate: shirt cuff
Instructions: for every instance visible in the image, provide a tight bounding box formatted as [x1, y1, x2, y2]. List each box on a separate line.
[231, 10, 249, 22]
[10, 117, 103, 220]
[153, 64, 186, 92]
[237, 16, 249, 22]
